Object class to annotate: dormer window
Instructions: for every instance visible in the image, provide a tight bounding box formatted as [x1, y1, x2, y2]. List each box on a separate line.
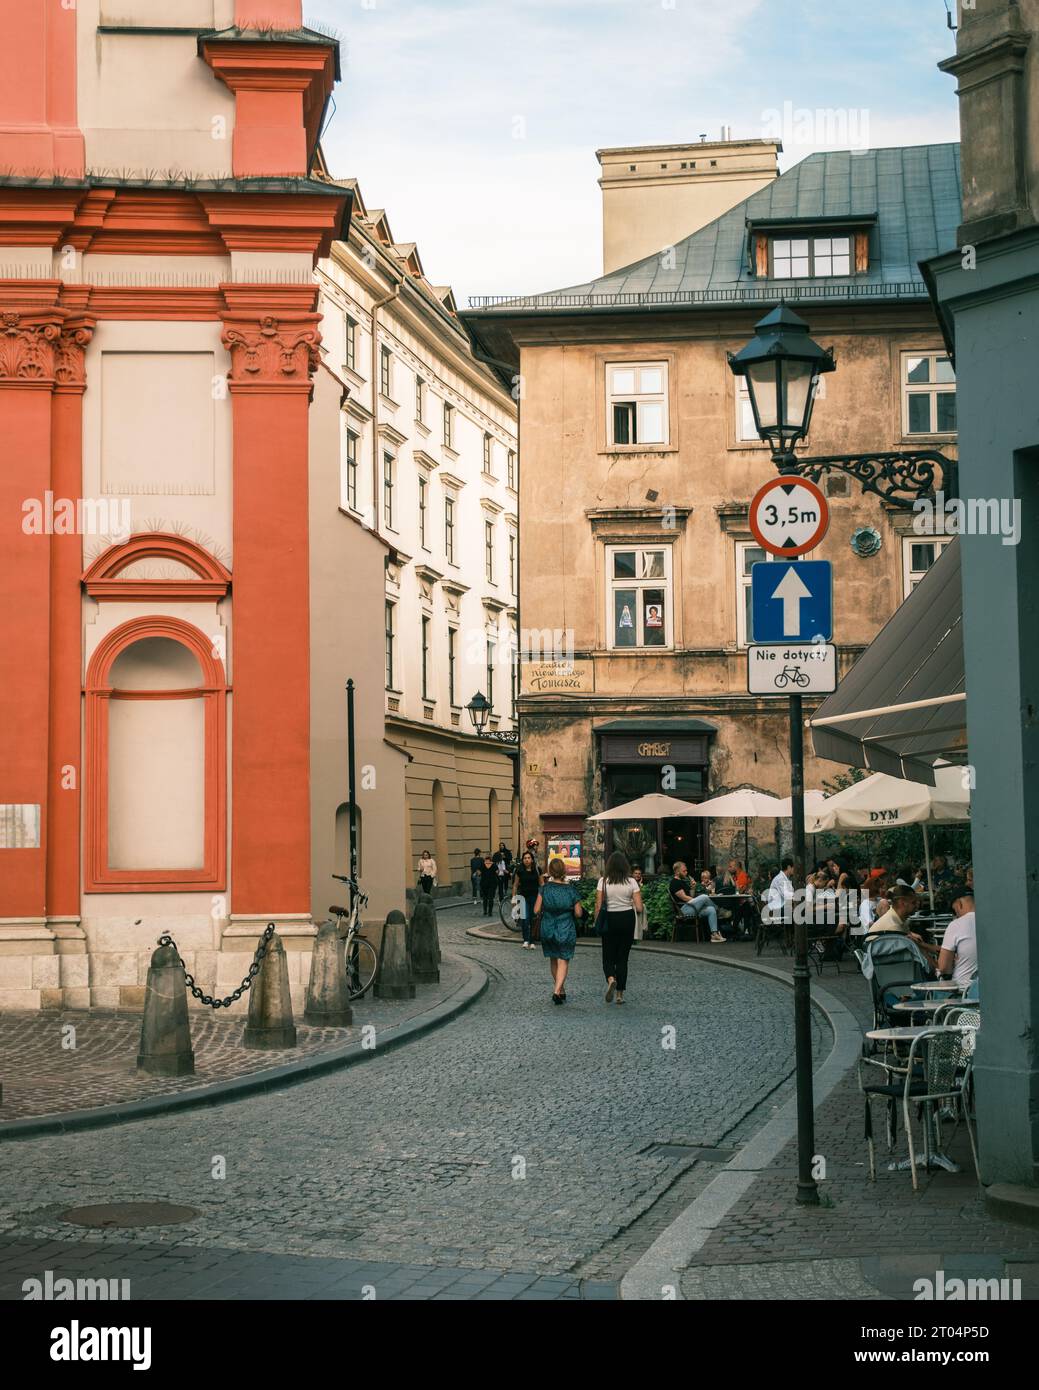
[773, 235, 851, 279]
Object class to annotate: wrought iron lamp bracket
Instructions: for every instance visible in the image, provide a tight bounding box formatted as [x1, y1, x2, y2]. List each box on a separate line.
[771, 450, 957, 509]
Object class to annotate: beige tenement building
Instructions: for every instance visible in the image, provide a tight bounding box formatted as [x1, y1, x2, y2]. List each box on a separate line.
[314, 168, 520, 897]
[466, 141, 962, 878]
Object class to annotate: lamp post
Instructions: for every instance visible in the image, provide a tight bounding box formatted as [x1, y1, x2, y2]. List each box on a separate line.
[466, 691, 492, 736]
[728, 305, 957, 1205]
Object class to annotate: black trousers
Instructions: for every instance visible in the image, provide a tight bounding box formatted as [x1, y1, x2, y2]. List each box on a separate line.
[481, 886, 497, 915]
[602, 909, 636, 991]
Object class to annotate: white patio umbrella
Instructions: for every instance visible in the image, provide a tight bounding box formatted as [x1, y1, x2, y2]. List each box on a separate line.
[806, 766, 970, 909]
[585, 793, 704, 821]
[681, 788, 788, 871]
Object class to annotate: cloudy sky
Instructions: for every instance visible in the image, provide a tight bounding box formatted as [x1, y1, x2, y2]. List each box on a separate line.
[305, 0, 960, 306]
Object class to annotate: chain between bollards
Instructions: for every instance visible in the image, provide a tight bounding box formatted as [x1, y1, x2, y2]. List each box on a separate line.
[157, 923, 276, 1009]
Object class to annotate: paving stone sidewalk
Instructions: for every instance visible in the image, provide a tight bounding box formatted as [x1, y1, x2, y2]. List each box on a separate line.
[673, 939, 1039, 1300]
[0, 956, 468, 1122]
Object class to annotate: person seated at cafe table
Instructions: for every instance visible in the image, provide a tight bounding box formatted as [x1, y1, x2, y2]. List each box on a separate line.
[936, 885, 977, 989]
[722, 859, 751, 894]
[669, 862, 724, 942]
[866, 884, 942, 966]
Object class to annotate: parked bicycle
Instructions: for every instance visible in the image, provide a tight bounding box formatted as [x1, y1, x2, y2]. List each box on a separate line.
[328, 874, 378, 998]
[499, 893, 524, 933]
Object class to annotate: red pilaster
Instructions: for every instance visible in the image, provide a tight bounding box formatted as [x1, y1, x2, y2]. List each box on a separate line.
[0, 1, 84, 176]
[0, 285, 64, 916]
[220, 284, 320, 917]
[47, 293, 93, 923]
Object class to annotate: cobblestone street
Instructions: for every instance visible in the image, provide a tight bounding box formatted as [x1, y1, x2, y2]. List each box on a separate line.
[0, 907, 820, 1299]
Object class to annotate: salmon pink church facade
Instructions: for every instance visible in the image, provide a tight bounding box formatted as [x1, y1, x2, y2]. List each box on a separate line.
[0, 1, 406, 1012]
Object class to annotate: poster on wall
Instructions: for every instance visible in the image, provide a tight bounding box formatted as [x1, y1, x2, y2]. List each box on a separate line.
[546, 835, 582, 878]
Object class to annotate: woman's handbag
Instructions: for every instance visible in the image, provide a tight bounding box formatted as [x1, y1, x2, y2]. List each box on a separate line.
[593, 903, 609, 936]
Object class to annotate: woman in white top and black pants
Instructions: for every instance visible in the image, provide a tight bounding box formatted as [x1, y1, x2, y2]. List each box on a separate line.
[596, 851, 644, 1004]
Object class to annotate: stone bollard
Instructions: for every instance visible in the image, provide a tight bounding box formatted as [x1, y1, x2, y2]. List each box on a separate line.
[374, 910, 415, 1000]
[137, 941, 195, 1076]
[410, 892, 440, 985]
[304, 918, 353, 1027]
[242, 930, 298, 1049]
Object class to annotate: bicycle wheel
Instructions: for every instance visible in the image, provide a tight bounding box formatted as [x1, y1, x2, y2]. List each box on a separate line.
[500, 896, 522, 932]
[345, 937, 377, 999]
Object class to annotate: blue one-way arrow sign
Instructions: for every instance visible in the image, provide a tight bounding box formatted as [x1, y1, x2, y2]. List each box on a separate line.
[751, 560, 832, 642]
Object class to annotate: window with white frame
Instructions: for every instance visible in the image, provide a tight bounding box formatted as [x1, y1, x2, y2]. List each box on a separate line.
[484, 518, 495, 582]
[736, 541, 767, 648]
[382, 451, 395, 529]
[345, 428, 359, 511]
[486, 634, 496, 711]
[507, 450, 516, 490]
[508, 530, 516, 595]
[345, 315, 358, 373]
[483, 433, 493, 474]
[421, 614, 431, 700]
[415, 375, 425, 423]
[418, 474, 428, 548]
[735, 375, 760, 443]
[448, 626, 458, 706]
[903, 352, 957, 435]
[606, 545, 671, 650]
[772, 235, 851, 279]
[444, 492, 456, 563]
[736, 541, 807, 646]
[443, 401, 454, 449]
[902, 536, 952, 597]
[606, 362, 668, 446]
[384, 601, 396, 690]
[380, 345, 393, 399]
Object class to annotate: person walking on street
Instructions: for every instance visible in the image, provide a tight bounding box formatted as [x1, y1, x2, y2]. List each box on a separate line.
[469, 848, 483, 905]
[479, 855, 498, 917]
[596, 851, 643, 1004]
[417, 850, 437, 896]
[494, 851, 510, 903]
[513, 850, 543, 949]
[631, 865, 649, 940]
[535, 857, 583, 1003]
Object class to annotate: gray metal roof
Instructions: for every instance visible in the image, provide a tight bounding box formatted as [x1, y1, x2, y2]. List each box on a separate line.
[469, 143, 961, 313]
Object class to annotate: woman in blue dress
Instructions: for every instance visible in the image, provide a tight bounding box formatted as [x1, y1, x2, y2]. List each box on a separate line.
[534, 857, 584, 1004]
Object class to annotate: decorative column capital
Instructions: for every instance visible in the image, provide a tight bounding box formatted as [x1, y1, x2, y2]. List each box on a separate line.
[0, 310, 63, 388]
[53, 317, 96, 394]
[220, 310, 322, 394]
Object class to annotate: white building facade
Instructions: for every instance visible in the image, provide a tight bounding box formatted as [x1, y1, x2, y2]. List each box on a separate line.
[315, 175, 519, 894]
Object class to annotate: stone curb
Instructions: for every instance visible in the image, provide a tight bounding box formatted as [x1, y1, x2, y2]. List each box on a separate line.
[0, 950, 488, 1143]
[464, 919, 863, 1300]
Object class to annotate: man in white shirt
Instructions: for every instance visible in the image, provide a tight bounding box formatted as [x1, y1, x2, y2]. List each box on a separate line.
[938, 888, 978, 989]
[767, 858, 796, 926]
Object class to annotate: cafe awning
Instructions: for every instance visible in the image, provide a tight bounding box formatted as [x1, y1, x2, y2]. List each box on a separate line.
[808, 539, 966, 786]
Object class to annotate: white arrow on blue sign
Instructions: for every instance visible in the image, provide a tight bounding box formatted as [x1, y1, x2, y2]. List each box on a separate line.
[751, 560, 832, 642]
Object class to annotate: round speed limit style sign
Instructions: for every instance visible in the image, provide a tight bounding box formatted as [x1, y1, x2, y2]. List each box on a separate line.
[749, 476, 829, 557]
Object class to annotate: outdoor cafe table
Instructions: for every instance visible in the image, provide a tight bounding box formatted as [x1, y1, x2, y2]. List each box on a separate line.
[866, 1024, 971, 1044]
[864, 1025, 973, 1173]
[890, 998, 956, 1017]
[911, 981, 963, 996]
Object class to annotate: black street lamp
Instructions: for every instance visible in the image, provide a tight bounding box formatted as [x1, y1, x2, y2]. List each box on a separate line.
[727, 304, 836, 464]
[466, 691, 492, 735]
[728, 305, 957, 505]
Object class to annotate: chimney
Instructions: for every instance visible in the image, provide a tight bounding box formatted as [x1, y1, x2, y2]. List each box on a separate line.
[596, 136, 782, 275]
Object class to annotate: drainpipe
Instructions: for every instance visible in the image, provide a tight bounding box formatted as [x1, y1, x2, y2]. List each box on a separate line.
[370, 276, 402, 537]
